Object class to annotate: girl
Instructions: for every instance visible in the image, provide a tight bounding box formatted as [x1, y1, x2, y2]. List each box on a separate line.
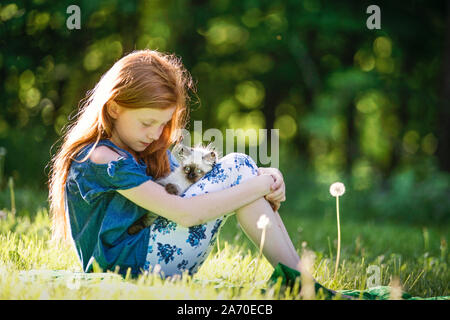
[47, 49, 311, 283]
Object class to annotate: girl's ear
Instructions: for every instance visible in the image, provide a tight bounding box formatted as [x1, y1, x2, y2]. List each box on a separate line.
[106, 100, 120, 119]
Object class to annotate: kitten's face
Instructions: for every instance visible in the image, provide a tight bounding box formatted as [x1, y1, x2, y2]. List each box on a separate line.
[175, 144, 218, 183]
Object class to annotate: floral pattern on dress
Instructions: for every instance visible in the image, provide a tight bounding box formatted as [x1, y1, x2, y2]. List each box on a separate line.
[234, 155, 258, 175]
[230, 174, 242, 187]
[210, 219, 222, 238]
[186, 224, 207, 248]
[204, 163, 227, 184]
[156, 242, 183, 264]
[152, 217, 177, 235]
[177, 259, 188, 271]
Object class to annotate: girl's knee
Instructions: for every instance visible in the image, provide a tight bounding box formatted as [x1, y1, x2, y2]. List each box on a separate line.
[219, 152, 258, 176]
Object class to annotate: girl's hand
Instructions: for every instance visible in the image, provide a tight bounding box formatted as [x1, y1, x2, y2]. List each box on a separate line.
[257, 167, 286, 211]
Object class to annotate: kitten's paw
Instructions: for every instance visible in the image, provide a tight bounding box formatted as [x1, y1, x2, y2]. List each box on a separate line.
[165, 183, 179, 195]
[127, 224, 142, 235]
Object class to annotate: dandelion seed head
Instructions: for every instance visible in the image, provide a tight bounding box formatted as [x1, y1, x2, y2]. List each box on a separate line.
[257, 214, 270, 229]
[330, 182, 346, 197]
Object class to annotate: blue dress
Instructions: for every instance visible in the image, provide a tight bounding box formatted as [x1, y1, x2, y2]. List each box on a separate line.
[65, 139, 260, 278]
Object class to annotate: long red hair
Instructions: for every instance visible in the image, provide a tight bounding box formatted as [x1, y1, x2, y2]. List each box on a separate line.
[47, 49, 196, 242]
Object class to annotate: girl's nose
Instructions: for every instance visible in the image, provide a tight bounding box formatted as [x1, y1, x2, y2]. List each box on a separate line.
[148, 124, 164, 140]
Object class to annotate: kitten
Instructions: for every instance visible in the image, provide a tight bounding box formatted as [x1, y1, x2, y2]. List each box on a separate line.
[127, 143, 219, 235]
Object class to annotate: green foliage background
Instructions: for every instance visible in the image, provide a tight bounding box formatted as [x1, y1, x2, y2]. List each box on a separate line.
[0, 0, 449, 227]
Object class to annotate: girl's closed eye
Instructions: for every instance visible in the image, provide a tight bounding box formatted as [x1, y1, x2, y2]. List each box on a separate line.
[142, 120, 168, 127]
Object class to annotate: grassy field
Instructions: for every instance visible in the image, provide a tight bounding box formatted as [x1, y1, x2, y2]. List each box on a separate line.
[0, 186, 448, 300]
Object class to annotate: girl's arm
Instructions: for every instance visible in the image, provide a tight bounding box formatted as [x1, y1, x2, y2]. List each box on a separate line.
[117, 174, 274, 227]
[91, 146, 275, 227]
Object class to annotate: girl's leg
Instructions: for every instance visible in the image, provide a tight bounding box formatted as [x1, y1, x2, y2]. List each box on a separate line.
[203, 152, 310, 277]
[232, 154, 355, 299]
[235, 197, 314, 280]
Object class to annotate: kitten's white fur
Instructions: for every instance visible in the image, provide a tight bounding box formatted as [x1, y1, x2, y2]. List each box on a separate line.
[156, 142, 219, 195]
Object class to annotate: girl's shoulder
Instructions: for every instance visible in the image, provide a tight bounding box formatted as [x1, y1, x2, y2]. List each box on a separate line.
[75, 139, 130, 162]
[89, 145, 122, 165]
[73, 139, 178, 170]
[69, 140, 138, 177]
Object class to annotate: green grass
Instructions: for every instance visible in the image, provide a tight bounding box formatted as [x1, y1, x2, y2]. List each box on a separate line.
[0, 187, 448, 299]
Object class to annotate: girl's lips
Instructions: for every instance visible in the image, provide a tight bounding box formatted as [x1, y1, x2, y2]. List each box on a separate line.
[141, 141, 151, 147]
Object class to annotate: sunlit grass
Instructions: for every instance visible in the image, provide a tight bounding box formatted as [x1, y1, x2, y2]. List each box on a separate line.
[0, 189, 448, 299]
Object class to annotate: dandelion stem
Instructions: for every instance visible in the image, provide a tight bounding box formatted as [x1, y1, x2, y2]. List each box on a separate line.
[253, 227, 266, 282]
[334, 196, 341, 279]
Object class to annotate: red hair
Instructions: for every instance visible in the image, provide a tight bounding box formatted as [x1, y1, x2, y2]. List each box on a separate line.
[47, 49, 196, 242]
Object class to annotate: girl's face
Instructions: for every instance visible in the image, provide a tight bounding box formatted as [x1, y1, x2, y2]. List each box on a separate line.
[108, 102, 176, 155]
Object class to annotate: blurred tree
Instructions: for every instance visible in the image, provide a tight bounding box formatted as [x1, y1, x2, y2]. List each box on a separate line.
[436, 0, 450, 172]
[0, 0, 447, 208]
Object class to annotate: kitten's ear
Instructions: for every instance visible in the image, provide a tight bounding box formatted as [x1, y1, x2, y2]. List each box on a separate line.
[172, 144, 185, 160]
[177, 145, 192, 158]
[203, 150, 218, 165]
